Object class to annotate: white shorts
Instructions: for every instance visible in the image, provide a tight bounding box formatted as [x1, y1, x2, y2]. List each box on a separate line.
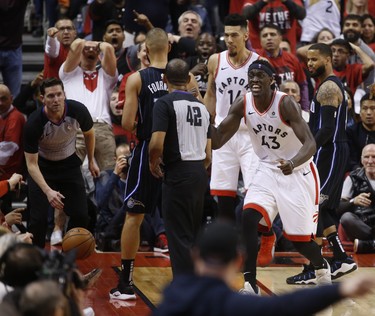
[210, 129, 258, 196]
[243, 161, 320, 241]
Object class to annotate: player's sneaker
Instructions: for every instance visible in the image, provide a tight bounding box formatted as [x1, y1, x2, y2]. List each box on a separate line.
[109, 285, 136, 300]
[329, 256, 357, 280]
[257, 232, 276, 267]
[154, 233, 169, 253]
[239, 281, 260, 296]
[286, 263, 317, 285]
[315, 260, 331, 286]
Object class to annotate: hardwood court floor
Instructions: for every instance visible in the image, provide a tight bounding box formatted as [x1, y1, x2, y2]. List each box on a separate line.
[72, 248, 375, 316]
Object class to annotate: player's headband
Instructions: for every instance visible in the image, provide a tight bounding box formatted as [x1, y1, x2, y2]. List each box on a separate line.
[248, 62, 274, 77]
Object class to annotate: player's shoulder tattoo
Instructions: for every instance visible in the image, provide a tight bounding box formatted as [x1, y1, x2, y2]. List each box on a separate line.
[317, 80, 341, 106]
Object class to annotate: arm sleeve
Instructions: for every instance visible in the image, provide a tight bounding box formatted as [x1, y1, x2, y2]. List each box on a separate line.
[242, 1, 267, 19]
[314, 106, 336, 148]
[282, 0, 306, 20]
[45, 36, 60, 58]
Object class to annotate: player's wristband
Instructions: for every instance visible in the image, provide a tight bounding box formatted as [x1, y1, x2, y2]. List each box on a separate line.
[289, 160, 295, 170]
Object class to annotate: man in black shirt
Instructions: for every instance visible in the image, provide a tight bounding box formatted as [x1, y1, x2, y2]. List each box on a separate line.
[24, 78, 99, 248]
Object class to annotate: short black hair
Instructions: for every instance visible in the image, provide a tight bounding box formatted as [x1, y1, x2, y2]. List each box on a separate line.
[165, 58, 190, 85]
[360, 93, 375, 106]
[40, 78, 64, 95]
[104, 19, 124, 31]
[260, 23, 282, 35]
[343, 14, 362, 24]
[224, 13, 248, 29]
[308, 43, 332, 59]
[362, 14, 375, 25]
[195, 222, 241, 265]
[330, 38, 352, 54]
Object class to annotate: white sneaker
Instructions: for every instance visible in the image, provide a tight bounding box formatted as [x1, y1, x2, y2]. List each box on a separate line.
[239, 281, 260, 296]
[50, 230, 63, 246]
[315, 260, 331, 286]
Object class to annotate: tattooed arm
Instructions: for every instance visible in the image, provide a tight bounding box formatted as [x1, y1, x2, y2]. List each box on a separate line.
[314, 80, 342, 148]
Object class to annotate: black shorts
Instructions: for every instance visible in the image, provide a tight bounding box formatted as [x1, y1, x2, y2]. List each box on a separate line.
[123, 140, 161, 214]
[315, 142, 349, 210]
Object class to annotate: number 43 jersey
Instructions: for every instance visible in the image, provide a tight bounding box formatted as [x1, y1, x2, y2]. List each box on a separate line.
[244, 90, 311, 169]
[152, 91, 210, 166]
[214, 50, 260, 128]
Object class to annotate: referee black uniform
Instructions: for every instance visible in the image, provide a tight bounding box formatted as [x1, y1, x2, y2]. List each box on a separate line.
[152, 90, 210, 275]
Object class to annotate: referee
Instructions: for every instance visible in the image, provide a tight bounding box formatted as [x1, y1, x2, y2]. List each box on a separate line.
[149, 58, 211, 276]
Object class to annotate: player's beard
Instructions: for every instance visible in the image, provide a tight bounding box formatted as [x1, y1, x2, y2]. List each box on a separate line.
[310, 65, 325, 78]
[344, 30, 361, 43]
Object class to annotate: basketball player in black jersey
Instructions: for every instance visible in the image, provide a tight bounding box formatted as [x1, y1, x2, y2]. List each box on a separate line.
[287, 43, 358, 285]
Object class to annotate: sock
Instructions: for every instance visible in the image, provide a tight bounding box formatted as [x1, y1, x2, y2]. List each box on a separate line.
[244, 272, 257, 290]
[326, 232, 347, 261]
[120, 259, 134, 287]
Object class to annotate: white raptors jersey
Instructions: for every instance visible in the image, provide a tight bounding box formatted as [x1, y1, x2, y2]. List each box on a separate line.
[215, 50, 260, 127]
[244, 90, 311, 169]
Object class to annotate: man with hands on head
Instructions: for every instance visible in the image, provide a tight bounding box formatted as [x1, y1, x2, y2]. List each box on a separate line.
[59, 36, 118, 171]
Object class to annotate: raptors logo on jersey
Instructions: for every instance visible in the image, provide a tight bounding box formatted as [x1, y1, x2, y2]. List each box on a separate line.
[244, 90, 310, 168]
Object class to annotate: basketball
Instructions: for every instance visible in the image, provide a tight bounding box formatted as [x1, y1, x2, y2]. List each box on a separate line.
[62, 227, 95, 260]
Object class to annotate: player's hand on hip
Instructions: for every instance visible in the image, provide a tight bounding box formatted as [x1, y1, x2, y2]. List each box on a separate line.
[277, 159, 294, 175]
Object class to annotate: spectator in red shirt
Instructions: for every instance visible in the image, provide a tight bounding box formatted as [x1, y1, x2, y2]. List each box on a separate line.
[242, 0, 305, 53]
[44, 18, 77, 79]
[257, 24, 309, 111]
[331, 38, 374, 96]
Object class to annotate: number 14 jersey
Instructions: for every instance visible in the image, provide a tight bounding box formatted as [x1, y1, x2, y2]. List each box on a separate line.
[244, 90, 311, 169]
[214, 50, 260, 127]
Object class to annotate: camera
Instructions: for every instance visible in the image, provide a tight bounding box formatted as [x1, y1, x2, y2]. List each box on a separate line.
[38, 250, 85, 292]
[121, 155, 131, 173]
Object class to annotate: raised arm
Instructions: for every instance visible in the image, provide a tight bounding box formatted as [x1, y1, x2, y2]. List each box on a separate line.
[99, 41, 117, 77]
[63, 38, 85, 73]
[278, 96, 316, 175]
[349, 42, 375, 78]
[122, 71, 141, 132]
[203, 53, 218, 119]
[210, 95, 244, 149]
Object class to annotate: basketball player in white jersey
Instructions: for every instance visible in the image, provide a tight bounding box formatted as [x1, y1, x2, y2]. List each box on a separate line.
[210, 59, 331, 294]
[204, 13, 260, 222]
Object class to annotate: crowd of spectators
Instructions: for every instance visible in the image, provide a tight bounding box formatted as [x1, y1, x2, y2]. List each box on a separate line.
[1, 0, 375, 310]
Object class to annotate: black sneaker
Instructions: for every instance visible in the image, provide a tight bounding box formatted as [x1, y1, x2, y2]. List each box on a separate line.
[109, 285, 136, 300]
[354, 239, 375, 254]
[286, 263, 316, 285]
[329, 256, 357, 280]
